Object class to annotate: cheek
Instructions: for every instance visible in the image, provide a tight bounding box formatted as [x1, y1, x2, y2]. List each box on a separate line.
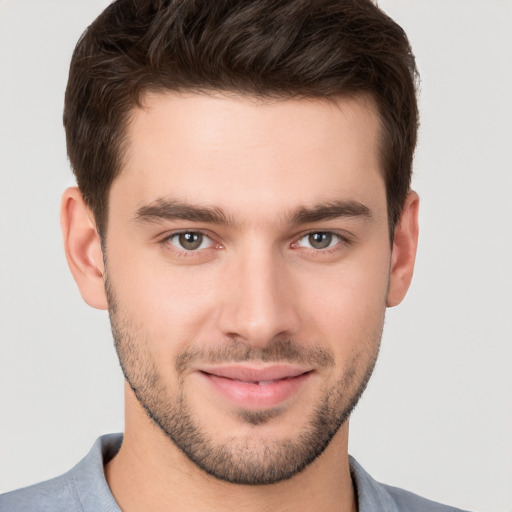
[105, 222, 391, 363]
[293, 250, 390, 354]
[107, 250, 221, 349]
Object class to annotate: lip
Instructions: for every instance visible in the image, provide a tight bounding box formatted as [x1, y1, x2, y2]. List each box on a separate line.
[197, 364, 313, 409]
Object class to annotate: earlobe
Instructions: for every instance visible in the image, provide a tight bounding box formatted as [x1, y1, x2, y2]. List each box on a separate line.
[387, 191, 420, 307]
[60, 187, 108, 310]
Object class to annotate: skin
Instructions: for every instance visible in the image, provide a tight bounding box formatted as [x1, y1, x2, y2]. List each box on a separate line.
[61, 92, 419, 512]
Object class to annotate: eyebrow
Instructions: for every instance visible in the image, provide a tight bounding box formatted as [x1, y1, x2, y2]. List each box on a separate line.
[134, 198, 371, 226]
[134, 199, 234, 226]
[288, 200, 371, 224]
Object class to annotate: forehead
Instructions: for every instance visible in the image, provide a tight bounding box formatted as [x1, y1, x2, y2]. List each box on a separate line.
[112, 91, 385, 220]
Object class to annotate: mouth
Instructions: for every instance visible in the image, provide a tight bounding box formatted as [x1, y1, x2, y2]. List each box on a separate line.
[197, 364, 314, 409]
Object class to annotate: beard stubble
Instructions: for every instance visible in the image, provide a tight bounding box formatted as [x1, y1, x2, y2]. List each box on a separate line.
[106, 279, 383, 485]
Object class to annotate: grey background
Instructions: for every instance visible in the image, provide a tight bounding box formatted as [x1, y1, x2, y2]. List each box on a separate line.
[0, 1, 510, 510]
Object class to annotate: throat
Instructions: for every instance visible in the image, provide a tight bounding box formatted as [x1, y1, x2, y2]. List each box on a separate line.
[106, 410, 355, 512]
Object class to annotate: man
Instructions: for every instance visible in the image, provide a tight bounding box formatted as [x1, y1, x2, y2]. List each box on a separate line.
[0, 1, 470, 511]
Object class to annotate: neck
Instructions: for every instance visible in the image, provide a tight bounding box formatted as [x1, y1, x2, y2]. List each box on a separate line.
[105, 388, 357, 512]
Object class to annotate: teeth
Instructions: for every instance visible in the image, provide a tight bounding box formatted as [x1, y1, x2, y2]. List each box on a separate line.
[257, 380, 275, 386]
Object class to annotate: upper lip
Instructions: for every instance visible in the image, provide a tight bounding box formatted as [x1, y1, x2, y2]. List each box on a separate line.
[198, 364, 312, 382]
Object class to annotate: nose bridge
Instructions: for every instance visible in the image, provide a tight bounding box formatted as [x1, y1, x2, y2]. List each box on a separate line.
[218, 239, 299, 346]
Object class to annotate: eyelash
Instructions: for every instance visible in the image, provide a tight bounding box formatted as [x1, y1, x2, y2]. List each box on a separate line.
[159, 230, 352, 257]
[160, 230, 221, 258]
[291, 231, 351, 253]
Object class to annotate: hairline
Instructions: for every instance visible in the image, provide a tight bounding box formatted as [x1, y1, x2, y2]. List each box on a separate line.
[94, 87, 397, 243]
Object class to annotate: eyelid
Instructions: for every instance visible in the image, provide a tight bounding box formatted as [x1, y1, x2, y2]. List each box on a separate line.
[157, 228, 352, 258]
[291, 230, 352, 250]
[160, 229, 222, 254]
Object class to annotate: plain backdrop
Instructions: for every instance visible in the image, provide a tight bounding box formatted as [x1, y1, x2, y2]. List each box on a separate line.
[0, 1, 510, 510]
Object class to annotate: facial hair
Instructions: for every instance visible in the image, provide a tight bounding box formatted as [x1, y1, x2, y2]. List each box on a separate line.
[106, 278, 382, 485]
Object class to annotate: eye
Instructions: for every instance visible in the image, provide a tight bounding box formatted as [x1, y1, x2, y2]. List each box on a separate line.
[297, 232, 342, 250]
[167, 231, 214, 251]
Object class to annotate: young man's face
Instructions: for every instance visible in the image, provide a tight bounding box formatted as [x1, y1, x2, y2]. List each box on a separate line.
[96, 92, 412, 484]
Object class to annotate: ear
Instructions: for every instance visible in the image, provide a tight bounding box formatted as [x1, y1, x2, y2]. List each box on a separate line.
[387, 191, 420, 307]
[60, 187, 108, 310]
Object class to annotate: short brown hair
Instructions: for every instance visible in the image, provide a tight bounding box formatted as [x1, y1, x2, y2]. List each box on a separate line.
[64, 0, 419, 237]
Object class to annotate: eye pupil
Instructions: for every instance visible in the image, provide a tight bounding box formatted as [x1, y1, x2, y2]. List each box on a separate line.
[308, 232, 332, 249]
[179, 232, 203, 250]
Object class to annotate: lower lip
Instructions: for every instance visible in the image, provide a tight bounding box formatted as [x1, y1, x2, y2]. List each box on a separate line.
[201, 372, 312, 409]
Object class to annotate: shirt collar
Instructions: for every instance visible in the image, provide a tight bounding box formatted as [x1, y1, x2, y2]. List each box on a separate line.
[74, 434, 397, 512]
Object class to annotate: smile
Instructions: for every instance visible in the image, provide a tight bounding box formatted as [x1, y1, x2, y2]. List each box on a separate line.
[197, 365, 314, 409]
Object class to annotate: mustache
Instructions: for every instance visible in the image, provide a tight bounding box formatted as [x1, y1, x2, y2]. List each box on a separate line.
[175, 338, 335, 374]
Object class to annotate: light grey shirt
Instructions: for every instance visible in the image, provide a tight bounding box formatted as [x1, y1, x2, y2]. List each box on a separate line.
[0, 433, 470, 512]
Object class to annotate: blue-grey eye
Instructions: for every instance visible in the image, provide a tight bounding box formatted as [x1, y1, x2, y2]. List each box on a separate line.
[169, 232, 212, 251]
[309, 232, 332, 249]
[298, 232, 340, 249]
[179, 232, 202, 250]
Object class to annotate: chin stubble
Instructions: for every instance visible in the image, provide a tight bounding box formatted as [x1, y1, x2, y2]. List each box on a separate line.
[106, 278, 382, 485]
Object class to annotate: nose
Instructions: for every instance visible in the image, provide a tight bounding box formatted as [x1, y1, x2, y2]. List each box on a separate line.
[216, 244, 301, 349]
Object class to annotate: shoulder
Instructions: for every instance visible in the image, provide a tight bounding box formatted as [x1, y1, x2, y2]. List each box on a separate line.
[381, 483, 471, 512]
[0, 473, 79, 512]
[349, 456, 472, 512]
[0, 434, 123, 512]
